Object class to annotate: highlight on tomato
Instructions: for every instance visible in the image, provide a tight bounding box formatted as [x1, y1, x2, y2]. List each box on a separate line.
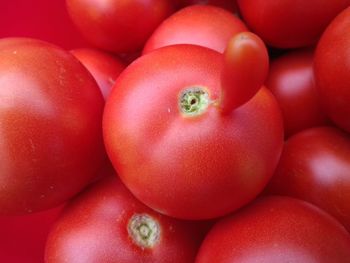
[0, 38, 105, 215]
[266, 127, 350, 232]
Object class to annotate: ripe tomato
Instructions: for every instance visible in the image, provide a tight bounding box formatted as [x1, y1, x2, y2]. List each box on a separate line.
[45, 176, 205, 263]
[0, 38, 105, 215]
[221, 32, 269, 111]
[143, 5, 247, 54]
[103, 44, 283, 220]
[0, 0, 86, 49]
[266, 127, 350, 232]
[0, 206, 63, 263]
[237, 0, 350, 48]
[196, 196, 350, 263]
[71, 48, 126, 100]
[66, 0, 174, 54]
[314, 6, 350, 133]
[266, 49, 329, 138]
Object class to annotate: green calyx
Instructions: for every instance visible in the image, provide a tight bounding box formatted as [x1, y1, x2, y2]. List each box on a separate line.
[179, 86, 210, 116]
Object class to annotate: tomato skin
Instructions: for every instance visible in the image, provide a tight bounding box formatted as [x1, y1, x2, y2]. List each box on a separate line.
[221, 32, 269, 112]
[196, 196, 350, 263]
[66, 0, 174, 54]
[237, 0, 350, 48]
[0, 38, 105, 215]
[143, 5, 247, 54]
[0, 0, 86, 49]
[266, 127, 350, 232]
[0, 206, 63, 263]
[266, 50, 329, 138]
[71, 48, 126, 100]
[314, 7, 350, 133]
[45, 176, 204, 263]
[103, 44, 283, 220]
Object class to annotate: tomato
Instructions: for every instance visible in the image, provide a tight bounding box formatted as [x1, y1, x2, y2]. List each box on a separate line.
[314, 6, 350, 133]
[71, 48, 126, 100]
[266, 49, 330, 138]
[0, 0, 86, 49]
[196, 196, 350, 263]
[175, 0, 238, 12]
[221, 32, 269, 111]
[143, 5, 247, 54]
[66, 0, 174, 54]
[45, 176, 205, 263]
[0, 38, 105, 215]
[0, 206, 63, 263]
[103, 44, 283, 220]
[265, 127, 350, 232]
[237, 0, 350, 48]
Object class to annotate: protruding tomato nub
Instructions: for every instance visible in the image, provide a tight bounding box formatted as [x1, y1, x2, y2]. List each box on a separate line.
[220, 32, 269, 114]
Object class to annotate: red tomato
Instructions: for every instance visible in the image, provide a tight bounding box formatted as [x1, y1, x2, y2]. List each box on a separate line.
[66, 0, 174, 54]
[143, 5, 247, 54]
[0, 0, 86, 49]
[175, 0, 238, 12]
[237, 0, 350, 48]
[221, 32, 269, 112]
[314, 6, 350, 133]
[196, 196, 350, 263]
[71, 48, 126, 100]
[45, 176, 205, 263]
[0, 38, 105, 215]
[266, 127, 350, 232]
[266, 49, 330, 138]
[103, 44, 283, 220]
[0, 206, 63, 263]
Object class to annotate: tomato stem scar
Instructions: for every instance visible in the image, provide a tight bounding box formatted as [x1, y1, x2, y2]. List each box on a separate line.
[128, 214, 160, 249]
[179, 86, 210, 116]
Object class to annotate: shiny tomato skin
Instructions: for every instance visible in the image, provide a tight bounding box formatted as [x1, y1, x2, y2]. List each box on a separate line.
[66, 0, 174, 54]
[0, 38, 105, 215]
[237, 0, 350, 48]
[143, 5, 247, 54]
[45, 176, 204, 263]
[221, 32, 269, 112]
[196, 196, 350, 263]
[0, 206, 63, 263]
[103, 44, 284, 220]
[314, 7, 350, 133]
[266, 50, 329, 138]
[266, 127, 350, 231]
[71, 48, 126, 100]
[0, 0, 87, 49]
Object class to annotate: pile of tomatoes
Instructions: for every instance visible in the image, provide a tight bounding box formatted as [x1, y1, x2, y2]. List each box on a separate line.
[1, 0, 350, 262]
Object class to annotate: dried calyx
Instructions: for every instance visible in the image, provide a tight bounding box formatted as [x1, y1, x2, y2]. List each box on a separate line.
[128, 213, 161, 249]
